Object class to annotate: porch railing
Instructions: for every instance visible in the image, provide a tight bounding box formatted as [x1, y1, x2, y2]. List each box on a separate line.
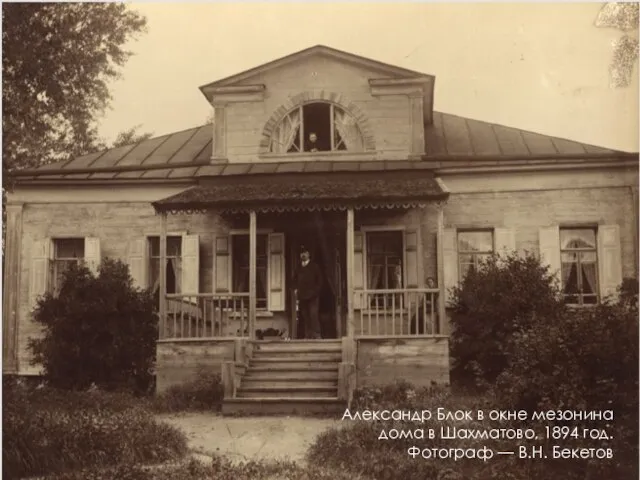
[160, 293, 250, 340]
[354, 288, 440, 336]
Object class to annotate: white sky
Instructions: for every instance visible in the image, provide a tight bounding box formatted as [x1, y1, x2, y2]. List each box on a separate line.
[97, 2, 639, 152]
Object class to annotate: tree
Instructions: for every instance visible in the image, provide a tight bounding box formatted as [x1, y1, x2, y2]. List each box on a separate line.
[2, 3, 147, 184]
[112, 125, 154, 148]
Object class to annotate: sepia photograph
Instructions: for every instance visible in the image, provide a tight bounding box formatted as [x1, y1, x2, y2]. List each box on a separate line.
[2, 2, 639, 479]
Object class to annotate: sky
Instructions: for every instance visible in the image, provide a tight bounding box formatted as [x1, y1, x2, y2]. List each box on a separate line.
[97, 2, 639, 152]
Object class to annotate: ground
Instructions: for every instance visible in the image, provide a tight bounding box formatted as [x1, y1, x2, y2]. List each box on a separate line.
[156, 413, 340, 464]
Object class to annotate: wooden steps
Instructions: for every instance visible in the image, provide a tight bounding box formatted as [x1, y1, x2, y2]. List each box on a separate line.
[222, 339, 346, 415]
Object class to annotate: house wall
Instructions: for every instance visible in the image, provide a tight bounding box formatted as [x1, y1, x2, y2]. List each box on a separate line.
[356, 337, 450, 387]
[156, 339, 235, 392]
[8, 164, 638, 380]
[223, 56, 412, 162]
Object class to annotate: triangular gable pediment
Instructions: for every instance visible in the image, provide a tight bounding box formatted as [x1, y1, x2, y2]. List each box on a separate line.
[199, 44, 434, 94]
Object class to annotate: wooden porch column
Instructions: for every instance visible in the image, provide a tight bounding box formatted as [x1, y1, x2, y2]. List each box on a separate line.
[159, 212, 167, 338]
[346, 208, 355, 338]
[436, 204, 446, 334]
[249, 210, 257, 340]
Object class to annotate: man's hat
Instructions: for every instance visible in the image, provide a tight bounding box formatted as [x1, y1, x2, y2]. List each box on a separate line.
[300, 245, 309, 254]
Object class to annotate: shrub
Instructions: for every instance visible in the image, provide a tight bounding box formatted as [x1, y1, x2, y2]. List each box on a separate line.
[310, 381, 626, 480]
[152, 368, 224, 413]
[449, 252, 564, 388]
[495, 281, 639, 479]
[28, 258, 157, 394]
[3, 382, 188, 479]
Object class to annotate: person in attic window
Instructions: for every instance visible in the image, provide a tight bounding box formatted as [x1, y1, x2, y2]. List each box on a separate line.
[305, 132, 319, 152]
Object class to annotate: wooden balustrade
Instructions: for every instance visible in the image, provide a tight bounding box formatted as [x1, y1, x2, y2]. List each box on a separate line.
[161, 293, 250, 339]
[354, 288, 440, 336]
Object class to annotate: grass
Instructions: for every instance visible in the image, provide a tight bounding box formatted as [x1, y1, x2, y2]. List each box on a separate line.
[2, 379, 188, 480]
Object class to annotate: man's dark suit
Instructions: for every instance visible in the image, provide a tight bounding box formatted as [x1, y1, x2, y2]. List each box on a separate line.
[294, 260, 323, 339]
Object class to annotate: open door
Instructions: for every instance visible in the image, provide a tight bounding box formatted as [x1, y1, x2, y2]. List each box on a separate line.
[288, 224, 343, 339]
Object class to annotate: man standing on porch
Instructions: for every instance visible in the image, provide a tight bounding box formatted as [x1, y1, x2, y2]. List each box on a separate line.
[293, 246, 323, 339]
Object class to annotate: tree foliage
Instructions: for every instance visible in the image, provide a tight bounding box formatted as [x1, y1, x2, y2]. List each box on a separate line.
[2, 3, 147, 183]
[111, 125, 154, 148]
[28, 259, 157, 394]
[449, 252, 565, 388]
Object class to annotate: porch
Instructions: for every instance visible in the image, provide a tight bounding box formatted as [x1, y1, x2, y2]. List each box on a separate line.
[151, 169, 451, 409]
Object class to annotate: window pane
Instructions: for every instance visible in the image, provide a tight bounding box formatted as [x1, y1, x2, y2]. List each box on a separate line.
[386, 265, 403, 289]
[55, 239, 84, 259]
[149, 236, 182, 257]
[459, 262, 473, 280]
[560, 229, 596, 250]
[149, 258, 160, 291]
[580, 262, 597, 294]
[149, 238, 159, 257]
[167, 237, 182, 257]
[564, 294, 579, 304]
[561, 256, 579, 294]
[582, 295, 598, 305]
[458, 231, 493, 253]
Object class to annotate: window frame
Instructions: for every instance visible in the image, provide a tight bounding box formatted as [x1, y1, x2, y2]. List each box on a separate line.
[361, 226, 406, 310]
[457, 229, 494, 282]
[51, 238, 85, 294]
[147, 235, 183, 295]
[559, 226, 600, 306]
[269, 101, 364, 154]
[228, 229, 273, 312]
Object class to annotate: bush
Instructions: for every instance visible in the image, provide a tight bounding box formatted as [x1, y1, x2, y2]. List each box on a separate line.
[3, 382, 188, 479]
[310, 381, 634, 480]
[449, 252, 564, 388]
[495, 280, 639, 479]
[152, 368, 224, 413]
[28, 258, 157, 394]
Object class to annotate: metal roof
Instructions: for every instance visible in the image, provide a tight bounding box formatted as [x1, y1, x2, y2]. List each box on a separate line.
[12, 113, 634, 183]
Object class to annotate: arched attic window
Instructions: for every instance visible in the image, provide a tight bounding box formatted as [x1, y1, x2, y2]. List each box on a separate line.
[270, 102, 364, 154]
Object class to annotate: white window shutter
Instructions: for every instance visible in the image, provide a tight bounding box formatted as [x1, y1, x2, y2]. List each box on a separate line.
[442, 228, 458, 306]
[84, 237, 101, 275]
[404, 229, 419, 288]
[30, 238, 52, 309]
[494, 228, 516, 259]
[597, 225, 622, 301]
[181, 234, 200, 301]
[128, 238, 148, 288]
[538, 226, 561, 291]
[353, 231, 364, 309]
[268, 233, 286, 311]
[214, 236, 232, 293]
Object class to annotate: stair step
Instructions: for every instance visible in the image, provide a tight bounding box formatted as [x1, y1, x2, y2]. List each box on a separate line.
[222, 397, 345, 415]
[250, 354, 341, 363]
[253, 346, 342, 354]
[244, 370, 338, 380]
[253, 342, 341, 353]
[237, 386, 337, 398]
[241, 379, 338, 389]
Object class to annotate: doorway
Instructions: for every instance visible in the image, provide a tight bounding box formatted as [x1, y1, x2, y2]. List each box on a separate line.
[287, 219, 345, 339]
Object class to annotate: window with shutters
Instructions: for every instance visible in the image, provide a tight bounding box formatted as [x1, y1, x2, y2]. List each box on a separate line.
[366, 231, 403, 306]
[52, 238, 84, 294]
[231, 234, 269, 310]
[457, 230, 494, 281]
[560, 228, 599, 305]
[148, 236, 182, 294]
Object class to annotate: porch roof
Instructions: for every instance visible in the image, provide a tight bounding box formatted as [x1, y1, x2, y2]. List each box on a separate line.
[151, 171, 449, 213]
